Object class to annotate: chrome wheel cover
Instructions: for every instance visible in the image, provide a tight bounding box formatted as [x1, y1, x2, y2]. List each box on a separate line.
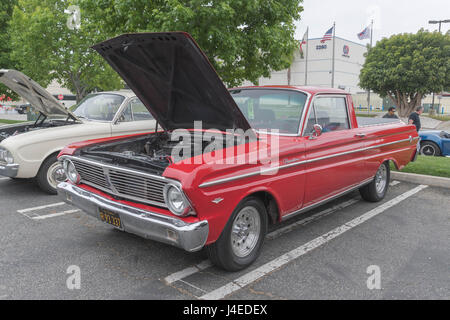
[231, 206, 261, 258]
[47, 162, 66, 189]
[375, 164, 387, 195]
[420, 145, 435, 156]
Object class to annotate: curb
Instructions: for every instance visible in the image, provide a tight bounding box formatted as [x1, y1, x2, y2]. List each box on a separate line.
[391, 171, 450, 189]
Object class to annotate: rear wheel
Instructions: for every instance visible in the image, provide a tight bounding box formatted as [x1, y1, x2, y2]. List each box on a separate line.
[36, 154, 66, 194]
[206, 197, 268, 271]
[359, 162, 390, 202]
[419, 141, 441, 156]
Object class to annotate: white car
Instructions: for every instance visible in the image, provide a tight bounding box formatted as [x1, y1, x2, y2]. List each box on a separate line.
[0, 69, 156, 194]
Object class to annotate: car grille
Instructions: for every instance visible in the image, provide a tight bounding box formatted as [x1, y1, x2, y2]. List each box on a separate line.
[71, 158, 168, 208]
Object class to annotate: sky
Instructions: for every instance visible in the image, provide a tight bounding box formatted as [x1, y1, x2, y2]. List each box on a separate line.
[294, 0, 450, 44]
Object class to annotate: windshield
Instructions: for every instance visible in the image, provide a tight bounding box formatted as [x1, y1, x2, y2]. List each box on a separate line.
[230, 89, 308, 134]
[72, 93, 125, 121]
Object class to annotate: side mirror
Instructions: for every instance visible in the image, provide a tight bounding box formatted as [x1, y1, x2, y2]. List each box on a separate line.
[309, 124, 322, 140]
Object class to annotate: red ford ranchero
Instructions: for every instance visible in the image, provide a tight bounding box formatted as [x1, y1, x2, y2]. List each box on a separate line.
[57, 32, 419, 271]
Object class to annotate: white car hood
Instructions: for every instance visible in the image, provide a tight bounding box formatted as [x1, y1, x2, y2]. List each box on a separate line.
[0, 69, 79, 120]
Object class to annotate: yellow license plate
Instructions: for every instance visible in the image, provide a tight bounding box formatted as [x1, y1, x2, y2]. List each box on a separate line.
[99, 208, 122, 229]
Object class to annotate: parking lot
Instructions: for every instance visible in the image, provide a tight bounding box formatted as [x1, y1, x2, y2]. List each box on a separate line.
[0, 176, 448, 300]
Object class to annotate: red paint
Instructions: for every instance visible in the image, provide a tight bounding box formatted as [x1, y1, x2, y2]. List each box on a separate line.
[59, 87, 418, 245]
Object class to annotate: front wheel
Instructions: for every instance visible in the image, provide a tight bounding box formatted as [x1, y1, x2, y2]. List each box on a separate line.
[206, 197, 268, 271]
[36, 154, 66, 194]
[359, 162, 390, 202]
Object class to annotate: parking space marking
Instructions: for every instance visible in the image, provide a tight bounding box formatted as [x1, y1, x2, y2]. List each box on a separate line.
[17, 202, 65, 214]
[164, 260, 212, 284]
[0, 177, 9, 181]
[267, 198, 359, 240]
[164, 198, 361, 285]
[390, 180, 400, 186]
[31, 209, 80, 220]
[200, 184, 428, 300]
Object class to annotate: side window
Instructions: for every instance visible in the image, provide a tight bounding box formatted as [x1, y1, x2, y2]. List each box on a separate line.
[311, 97, 350, 133]
[118, 104, 133, 122]
[303, 106, 317, 136]
[131, 98, 153, 121]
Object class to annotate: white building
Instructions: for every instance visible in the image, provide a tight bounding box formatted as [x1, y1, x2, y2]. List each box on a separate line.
[243, 36, 368, 94]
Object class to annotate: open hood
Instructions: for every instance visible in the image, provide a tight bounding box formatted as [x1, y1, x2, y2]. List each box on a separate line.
[0, 69, 78, 120]
[92, 32, 251, 132]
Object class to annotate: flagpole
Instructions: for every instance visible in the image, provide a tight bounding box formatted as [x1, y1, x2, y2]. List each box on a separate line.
[331, 22, 336, 88]
[367, 20, 373, 114]
[305, 27, 309, 86]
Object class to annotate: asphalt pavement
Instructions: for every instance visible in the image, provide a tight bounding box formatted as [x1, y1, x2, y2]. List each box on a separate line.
[0, 176, 448, 300]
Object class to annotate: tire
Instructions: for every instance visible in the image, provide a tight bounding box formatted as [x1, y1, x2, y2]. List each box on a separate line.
[36, 154, 66, 195]
[359, 162, 390, 202]
[206, 197, 268, 271]
[419, 141, 441, 157]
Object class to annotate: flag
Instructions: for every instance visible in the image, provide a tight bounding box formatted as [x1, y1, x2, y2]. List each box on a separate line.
[357, 26, 371, 40]
[320, 26, 334, 43]
[299, 30, 307, 58]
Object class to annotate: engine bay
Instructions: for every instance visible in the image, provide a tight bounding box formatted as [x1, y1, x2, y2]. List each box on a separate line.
[79, 131, 252, 175]
[0, 119, 77, 142]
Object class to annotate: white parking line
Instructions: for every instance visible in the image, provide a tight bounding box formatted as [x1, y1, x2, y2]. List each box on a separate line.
[267, 198, 360, 240]
[17, 202, 65, 214]
[31, 209, 80, 220]
[200, 184, 428, 300]
[390, 180, 400, 186]
[0, 177, 9, 181]
[165, 198, 361, 285]
[164, 260, 212, 284]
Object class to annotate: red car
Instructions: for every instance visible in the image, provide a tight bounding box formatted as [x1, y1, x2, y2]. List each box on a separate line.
[57, 32, 419, 271]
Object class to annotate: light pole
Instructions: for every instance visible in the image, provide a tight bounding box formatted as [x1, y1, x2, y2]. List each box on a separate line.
[428, 19, 450, 114]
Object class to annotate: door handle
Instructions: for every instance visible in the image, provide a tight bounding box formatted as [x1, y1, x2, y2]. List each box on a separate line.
[355, 133, 366, 138]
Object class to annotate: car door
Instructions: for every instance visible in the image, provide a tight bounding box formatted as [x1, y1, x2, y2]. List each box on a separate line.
[302, 95, 366, 207]
[111, 98, 156, 136]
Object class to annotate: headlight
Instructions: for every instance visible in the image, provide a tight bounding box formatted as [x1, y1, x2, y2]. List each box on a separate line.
[163, 183, 191, 216]
[0, 147, 14, 164]
[63, 159, 80, 184]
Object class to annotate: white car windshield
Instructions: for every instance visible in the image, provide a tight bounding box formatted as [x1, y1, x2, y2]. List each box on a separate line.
[72, 93, 125, 121]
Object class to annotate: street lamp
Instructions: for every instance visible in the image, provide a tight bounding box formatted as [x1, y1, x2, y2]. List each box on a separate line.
[428, 19, 450, 32]
[428, 19, 450, 114]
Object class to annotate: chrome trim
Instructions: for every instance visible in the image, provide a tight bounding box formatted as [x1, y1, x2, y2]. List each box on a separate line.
[57, 182, 209, 252]
[60, 155, 174, 208]
[281, 177, 374, 221]
[199, 137, 415, 188]
[0, 163, 19, 177]
[163, 182, 196, 216]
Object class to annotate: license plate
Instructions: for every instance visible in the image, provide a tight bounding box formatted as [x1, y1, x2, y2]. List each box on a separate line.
[99, 208, 123, 229]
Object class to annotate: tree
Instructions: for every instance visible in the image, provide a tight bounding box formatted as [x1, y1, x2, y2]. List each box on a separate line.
[9, 0, 123, 102]
[359, 30, 450, 117]
[0, 0, 19, 100]
[80, 0, 304, 87]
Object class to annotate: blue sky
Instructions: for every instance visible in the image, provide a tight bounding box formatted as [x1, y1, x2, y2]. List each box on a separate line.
[295, 0, 450, 44]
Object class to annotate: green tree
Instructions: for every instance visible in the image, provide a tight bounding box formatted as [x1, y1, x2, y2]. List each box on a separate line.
[80, 0, 303, 87]
[9, 0, 123, 102]
[0, 0, 18, 100]
[360, 30, 450, 117]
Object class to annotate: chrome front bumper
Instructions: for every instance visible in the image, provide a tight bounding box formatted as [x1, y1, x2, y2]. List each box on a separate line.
[0, 163, 19, 177]
[57, 182, 209, 252]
